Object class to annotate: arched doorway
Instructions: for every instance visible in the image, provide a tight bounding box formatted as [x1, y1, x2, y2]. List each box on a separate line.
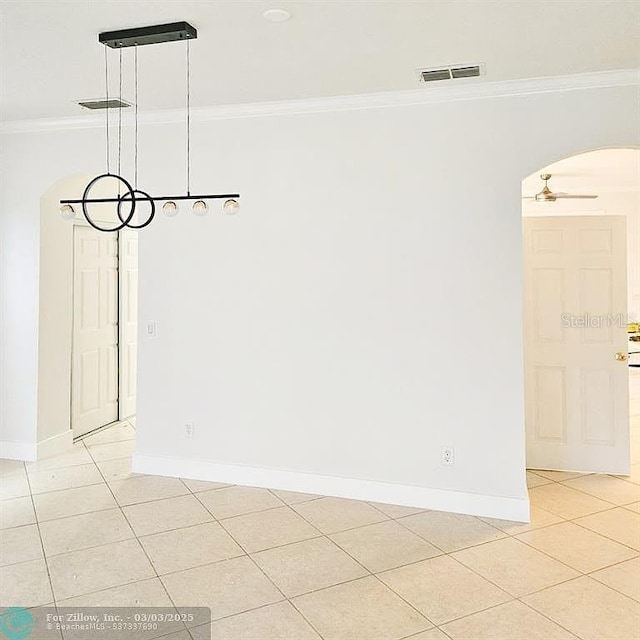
[522, 148, 639, 479]
[38, 174, 138, 451]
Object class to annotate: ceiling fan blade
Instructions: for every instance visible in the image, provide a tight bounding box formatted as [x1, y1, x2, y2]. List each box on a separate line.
[553, 194, 598, 199]
[521, 196, 536, 199]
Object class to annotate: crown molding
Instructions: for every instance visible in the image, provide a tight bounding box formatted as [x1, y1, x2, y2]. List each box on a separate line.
[1, 68, 638, 135]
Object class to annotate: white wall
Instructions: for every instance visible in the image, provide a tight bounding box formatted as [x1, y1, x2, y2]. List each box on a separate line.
[1, 80, 639, 519]
[35, 177, 83, 454]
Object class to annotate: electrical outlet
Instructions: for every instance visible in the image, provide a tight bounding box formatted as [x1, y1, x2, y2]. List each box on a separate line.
[185, 422, 195, 439]
[441, 446, 455, 466]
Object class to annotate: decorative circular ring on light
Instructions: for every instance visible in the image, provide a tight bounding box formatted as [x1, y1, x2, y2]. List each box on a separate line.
[82, 173, 136, 232]
[263, 8, 291, 22]
[117, 189, 156, 229]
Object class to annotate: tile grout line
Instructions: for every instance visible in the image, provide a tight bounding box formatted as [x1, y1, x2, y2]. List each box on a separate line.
[392, 512, 504, 555]
[515, 585, 599, 640]
[369, 510, 639, 621]
[191, 486, 286, 521]
[552, 478, 639, 506]
[560, 509, 640, 552]
[264, 486, 326, 507]
[444, 517, 616, 579]
[469, 503, 640, 587]
[513, 598, 583, 639]
[284, 501, 436, 635]
[192, 494, 317, 636]
[516, 516, 640, 558]
[85, 442, 198, 640]
[443, 595, 582, 640]
[478, 497, 639, 553]
[1, 522, 137, 568]
[400, 628, 455, 640]
[586, 559, 640, 602]
[75, 443, 189, 623]
[195, 491, 429, 638]
[76, 500, 635, 626]
[369, 572, 437, 633]
[512, 530, 638, 577]
[27, 477, 109, 498]
[22, 449, 62, 613]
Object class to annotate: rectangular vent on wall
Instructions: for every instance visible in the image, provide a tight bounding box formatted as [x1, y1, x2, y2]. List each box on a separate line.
[418, 64, 483, 83]
[77, 99, 132, 110]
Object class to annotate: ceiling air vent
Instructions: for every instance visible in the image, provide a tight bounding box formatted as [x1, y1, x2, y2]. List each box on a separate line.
[418, 64, 483, 83]
[420, 68, 452, 82]
[77, 98, 132, 110]
[451, 65, 481, 79]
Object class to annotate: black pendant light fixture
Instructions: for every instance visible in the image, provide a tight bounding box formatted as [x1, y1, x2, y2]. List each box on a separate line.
[59, 22, 240, 231]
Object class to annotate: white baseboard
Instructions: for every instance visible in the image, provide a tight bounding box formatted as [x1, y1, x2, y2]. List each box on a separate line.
[133, 453, 530, 522]
[0, 440, 37, 461]
[0, 430, 73, 462]
[37, 430, 73, 460]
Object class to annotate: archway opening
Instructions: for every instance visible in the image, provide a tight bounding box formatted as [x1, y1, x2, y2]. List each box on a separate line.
[521, 148, 639, 486]
[38, 173, 139, 456]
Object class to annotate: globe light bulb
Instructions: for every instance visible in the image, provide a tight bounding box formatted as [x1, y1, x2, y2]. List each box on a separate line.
[192, 200, 208, 215]
[162, 201, 179, 217]
[59, 204, 76, 219]
[223, 199, 240, 215]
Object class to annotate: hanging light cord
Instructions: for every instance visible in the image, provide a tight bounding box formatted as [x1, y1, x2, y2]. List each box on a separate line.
[117, 47, 123, 186]
[134, 46, 138, 190]
[104, 46, 110, 174]
[186, 38, 191, 197]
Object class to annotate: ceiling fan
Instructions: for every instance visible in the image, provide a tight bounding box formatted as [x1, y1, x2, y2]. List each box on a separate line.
[523, 173, 598, 202]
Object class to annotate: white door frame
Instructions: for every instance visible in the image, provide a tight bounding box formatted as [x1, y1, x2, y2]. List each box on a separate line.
[118, 228, 138, 419]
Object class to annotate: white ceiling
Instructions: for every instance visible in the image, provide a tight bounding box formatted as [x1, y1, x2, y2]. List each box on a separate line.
[1, 0, 639, 121]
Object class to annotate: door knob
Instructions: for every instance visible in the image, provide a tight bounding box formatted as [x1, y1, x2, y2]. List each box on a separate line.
[615, 352, 628, 362]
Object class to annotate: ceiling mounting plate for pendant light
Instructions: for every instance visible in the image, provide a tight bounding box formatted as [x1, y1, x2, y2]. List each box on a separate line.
[99, 22, 197, 48]
[77, 98, 132, 110]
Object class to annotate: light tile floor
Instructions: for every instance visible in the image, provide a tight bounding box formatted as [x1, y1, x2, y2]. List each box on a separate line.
[1, 375, 639, 640]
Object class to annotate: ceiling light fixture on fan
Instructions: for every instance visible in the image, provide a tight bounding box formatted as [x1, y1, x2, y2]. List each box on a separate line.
[523, 173, 598, 203]
[59, 22, 240, 231]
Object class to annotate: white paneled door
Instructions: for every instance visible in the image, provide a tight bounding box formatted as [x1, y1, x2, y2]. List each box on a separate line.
[524, 216, 630, 474]
[72, 226, 119, 437]
[119, 229, 138, 419]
